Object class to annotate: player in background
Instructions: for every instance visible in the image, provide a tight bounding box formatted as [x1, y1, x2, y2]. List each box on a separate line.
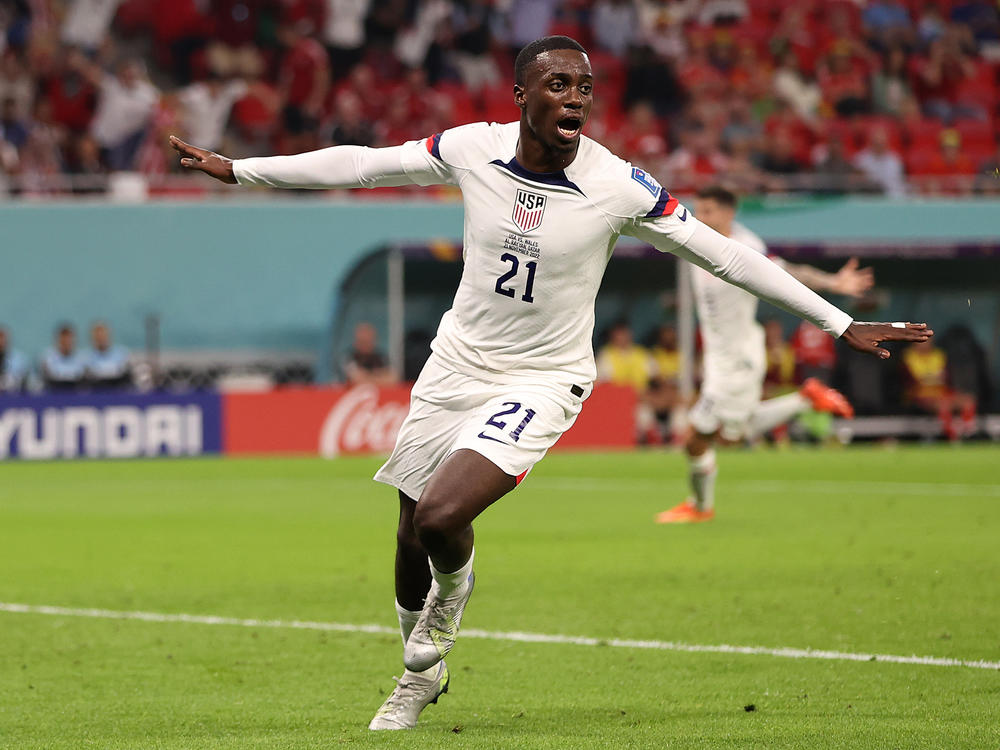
[657, 186, 873, 524]
[169, 36, 932, 731]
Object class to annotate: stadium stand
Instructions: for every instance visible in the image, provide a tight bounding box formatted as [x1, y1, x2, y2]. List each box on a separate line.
[0, 0, 997, 197]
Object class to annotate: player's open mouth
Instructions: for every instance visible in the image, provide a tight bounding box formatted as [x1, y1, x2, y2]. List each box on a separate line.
[556, 116, 582, 139]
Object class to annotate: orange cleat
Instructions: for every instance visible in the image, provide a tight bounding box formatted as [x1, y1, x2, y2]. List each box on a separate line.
[655, 501, 715, 524]
[799, 377, 855, 418]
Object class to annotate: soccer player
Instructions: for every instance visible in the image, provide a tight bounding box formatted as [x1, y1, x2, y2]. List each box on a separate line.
[656, 185, 873, 524]
[169, 36, 932, 731]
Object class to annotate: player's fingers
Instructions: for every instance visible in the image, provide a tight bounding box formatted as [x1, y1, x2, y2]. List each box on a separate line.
[169, 135, 206, 160]
[843, 257, 859, 271]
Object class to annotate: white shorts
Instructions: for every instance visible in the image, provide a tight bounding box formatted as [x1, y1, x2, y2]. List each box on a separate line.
[374, 354, 586, 501]
[688, 353, 765, 441]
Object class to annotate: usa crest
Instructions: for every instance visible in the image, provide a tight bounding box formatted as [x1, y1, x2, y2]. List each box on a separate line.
[512, 189, 546, 233]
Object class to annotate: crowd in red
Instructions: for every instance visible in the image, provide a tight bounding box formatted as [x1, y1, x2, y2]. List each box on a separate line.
[1, 0, 999, 196]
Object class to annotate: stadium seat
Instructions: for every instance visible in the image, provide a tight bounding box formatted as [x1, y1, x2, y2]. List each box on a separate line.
[905, 118, 943, 149]
[955, 119, 995, 151]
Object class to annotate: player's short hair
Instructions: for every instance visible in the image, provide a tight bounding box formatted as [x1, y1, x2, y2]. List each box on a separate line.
[514, 36, 588, 86]
[696, 185, 738, 209]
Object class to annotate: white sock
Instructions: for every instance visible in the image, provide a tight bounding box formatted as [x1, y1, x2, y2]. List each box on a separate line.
[395, 600, 421, 645]
[395, 600, 438, 679]
[430, 548, 475, 599]
[747, 393, 808, 438]
[688, 449, 717, 512]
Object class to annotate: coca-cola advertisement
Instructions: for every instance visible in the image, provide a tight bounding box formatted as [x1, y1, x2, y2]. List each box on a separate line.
[222, 383, 636, 456]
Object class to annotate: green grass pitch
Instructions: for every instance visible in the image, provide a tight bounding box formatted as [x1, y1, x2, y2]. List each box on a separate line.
[1, 446, 998, 749]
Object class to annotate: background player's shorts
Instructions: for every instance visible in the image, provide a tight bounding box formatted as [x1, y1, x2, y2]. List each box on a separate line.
[688, 353, 765, 441]
[374, 354, 586, 501]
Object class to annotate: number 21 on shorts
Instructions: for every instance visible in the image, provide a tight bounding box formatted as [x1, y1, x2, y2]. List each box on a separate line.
[480, 401, 536, 443]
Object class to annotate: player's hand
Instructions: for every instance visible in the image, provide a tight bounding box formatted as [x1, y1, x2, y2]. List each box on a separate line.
[169, 135, 237, 184]
[841, 321, 933, 360]
[831, 257, 874, 298]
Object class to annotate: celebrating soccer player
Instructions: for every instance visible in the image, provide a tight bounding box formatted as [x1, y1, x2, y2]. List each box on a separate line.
[170, 36, 932, 731]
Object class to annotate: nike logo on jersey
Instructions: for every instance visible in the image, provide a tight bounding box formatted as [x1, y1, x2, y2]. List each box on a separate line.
[678, 207, 688, 221]
[477, 431, 509, 444]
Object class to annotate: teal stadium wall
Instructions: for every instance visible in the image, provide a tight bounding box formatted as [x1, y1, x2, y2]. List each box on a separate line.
[1, 198, 997, 379]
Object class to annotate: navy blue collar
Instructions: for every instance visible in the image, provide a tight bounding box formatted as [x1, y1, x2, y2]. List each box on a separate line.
[490, 157, 583, 195]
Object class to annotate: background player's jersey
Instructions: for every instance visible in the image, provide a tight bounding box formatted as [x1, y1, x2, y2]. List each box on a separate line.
[398, 121, 690, 387]
[692, 221, 770, 387]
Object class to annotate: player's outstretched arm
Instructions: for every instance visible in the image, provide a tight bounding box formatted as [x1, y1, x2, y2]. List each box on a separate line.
[170, 136, 237, 183]
[782, 257, 874, 298]
[840, 321, 932, 359]
[169, 133, 451, 190]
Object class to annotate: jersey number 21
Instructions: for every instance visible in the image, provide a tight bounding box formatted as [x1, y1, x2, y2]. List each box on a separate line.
[494, 252, 537, 303]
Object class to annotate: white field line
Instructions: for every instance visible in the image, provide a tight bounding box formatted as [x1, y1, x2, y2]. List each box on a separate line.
[530, 478, 1000, 497]
[1, 602, 997, 672]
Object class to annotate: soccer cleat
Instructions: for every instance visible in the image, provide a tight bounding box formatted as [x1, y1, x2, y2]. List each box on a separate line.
[655, 500, 715, 524]
[799, 377, 855, 418]
[368, 661, 450, 730]
[404, 573, 474, 672]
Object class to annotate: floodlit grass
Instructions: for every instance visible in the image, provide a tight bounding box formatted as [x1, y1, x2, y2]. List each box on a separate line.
[1, 447, 998, 749]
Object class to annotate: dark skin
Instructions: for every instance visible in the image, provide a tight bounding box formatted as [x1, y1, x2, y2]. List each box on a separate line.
[168, 47, 933, 592]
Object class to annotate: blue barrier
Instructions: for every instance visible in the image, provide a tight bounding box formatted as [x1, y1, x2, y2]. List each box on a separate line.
[0, 391, 222, 460]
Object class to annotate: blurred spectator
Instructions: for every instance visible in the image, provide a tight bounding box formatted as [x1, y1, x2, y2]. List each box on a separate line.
[698, 0, 748, 26]
[663, 122, 728, 191]
[41, 323, 87, 391]
[78, 54, 159, 171]
[597, 320, 659, 443]
[759, 126, 806, 191]
[591, 0, 637, 57]
[177, 73, 248, 152]
[0, 95, 27, 148]
[812, 136, 869, 195]
[150, 0, 211, 85]
[871, 45, 914, 116]
[277, 19, 330, 153]
[650, 324, 679, 381]
[0, 324, 30, 392]
[940, 324, 992, 410]
[0, 49, 32, 119]
[61, 0, 122, 54]
[901, 338, 977, 440]
[772, 50, 822, 122]
[917, 3, 948, 46]
[818, 40, 871, 117]
[84, 321, 131, 389]
[325, 89, 374, 146]
[763, 319, 796, 398]
[501, 0, 559, 52]
[950, 0, 1000, 45]
[914, 128, 977, 194]
[597, 320, 653, 391]
[449, 0, 500, 92]
[344, 322, 397, 385]
[790, 320, 836, 384]
[914, 37, 977, 121]
[646, 325, 681, 443]
[861, 0, 912, 51]
[853, 126, 906, 197]
[323, 0, 372, 77]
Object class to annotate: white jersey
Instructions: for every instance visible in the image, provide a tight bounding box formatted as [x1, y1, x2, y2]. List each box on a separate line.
[234, 121, 853, 389]
[692, 221, 770, 379]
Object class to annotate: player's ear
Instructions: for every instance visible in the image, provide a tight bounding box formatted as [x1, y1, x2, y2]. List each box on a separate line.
[513, 83, 525, 111]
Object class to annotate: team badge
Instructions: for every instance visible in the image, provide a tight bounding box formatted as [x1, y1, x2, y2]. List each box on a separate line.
[512, 189, 546, 233]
